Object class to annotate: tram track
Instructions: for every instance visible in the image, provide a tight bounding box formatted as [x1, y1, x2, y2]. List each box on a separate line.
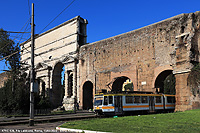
[0, 112, 97, 126]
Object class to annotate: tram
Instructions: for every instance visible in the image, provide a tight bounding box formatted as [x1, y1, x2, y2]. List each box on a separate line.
[94, 91, 175, 116]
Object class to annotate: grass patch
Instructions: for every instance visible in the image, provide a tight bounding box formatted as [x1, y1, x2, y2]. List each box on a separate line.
[59, 109, 200, 133]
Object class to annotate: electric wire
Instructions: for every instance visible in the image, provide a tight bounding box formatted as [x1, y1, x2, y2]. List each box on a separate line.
[28, 0, 31, 19]
[1, 0, 77, 67]
[0, 19, 31, 66]
[0, 45, 31, 62]
[38, 0, 76, 34]
[0, 17, 31, 51]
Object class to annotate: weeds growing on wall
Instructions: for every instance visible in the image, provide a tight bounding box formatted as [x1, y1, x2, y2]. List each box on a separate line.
[187, 63, 200, 96]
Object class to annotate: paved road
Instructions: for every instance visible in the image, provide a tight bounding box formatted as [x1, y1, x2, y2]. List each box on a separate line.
[0, 121, 68, 132]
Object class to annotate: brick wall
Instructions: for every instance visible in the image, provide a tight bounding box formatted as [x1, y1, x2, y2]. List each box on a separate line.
[79, 12, 200, 111]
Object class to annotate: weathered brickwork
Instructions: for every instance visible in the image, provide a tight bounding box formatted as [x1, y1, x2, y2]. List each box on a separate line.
[79, 12, 200, 111]
[20, 12, 200, 111]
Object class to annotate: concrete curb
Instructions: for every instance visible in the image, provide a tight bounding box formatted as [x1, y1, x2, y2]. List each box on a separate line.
[56, 127, 112, 133]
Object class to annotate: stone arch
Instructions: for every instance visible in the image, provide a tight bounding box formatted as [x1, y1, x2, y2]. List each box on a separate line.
[82, 81, 93, 110]
[51, 62, 65, 108]
[154, 70, 175, 93]
[152, 65, 173, 88]
[112, 76, 134, 92]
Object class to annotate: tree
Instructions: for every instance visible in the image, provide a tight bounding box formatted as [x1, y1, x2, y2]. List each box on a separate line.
[124, 83, 133, 91]
[163, 74, 176, 95]
[0, 28, 21, 92]
[0, 29, 51, 115]
[0, 28, 20, 71]
[0, 28, 30, 114]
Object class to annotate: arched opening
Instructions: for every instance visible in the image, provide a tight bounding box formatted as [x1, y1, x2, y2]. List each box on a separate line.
[52, 62, 65, 108]
[83, 81, 93, 110]
[41, 81, 46, 98]
[67, 70, 73, 97]
[154, 70, 176, 94]
[112, 76, 133, 92]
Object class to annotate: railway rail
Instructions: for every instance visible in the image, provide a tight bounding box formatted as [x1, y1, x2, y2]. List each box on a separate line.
[0, 111, 96, 126]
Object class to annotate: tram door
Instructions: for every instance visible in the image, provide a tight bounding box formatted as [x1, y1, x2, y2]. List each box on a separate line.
[149, 96, 155, 112]
[114, 96, 123, 115]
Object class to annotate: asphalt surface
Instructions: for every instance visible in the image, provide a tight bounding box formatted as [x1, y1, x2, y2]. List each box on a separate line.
[0, 121, 65, 132]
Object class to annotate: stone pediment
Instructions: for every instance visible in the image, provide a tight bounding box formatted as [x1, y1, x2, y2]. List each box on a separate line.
[35, 63, 51, 70]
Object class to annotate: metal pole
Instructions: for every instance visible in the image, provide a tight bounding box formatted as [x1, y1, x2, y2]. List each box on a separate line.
[29, 3, 35, 126]
[74, 59, 77, 113]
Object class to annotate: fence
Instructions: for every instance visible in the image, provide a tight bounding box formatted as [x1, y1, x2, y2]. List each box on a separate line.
[0, 109, 51, 116]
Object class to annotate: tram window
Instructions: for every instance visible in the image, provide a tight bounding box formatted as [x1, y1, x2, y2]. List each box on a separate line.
[134, 96, 141, 103]
[167, 97, 175, 103]
[155, 96, 162, 103]
[141, 96, 148, 103]
[126, 96, 133, 104]
[104, 96, 108, 105]
[109, 96, 113, 104]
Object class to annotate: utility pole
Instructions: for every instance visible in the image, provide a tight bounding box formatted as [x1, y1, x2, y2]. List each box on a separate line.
[30, 3, 35, 126]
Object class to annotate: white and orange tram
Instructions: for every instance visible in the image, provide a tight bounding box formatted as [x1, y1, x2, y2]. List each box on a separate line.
[94, 92, 175, 115]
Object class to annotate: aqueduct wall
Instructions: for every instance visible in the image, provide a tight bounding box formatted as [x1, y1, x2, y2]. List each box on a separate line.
[79, 12, 200, 111]
[20, 12, 200, 112]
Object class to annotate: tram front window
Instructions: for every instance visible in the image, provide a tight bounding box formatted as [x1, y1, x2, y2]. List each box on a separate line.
[94, 97, 103, 106]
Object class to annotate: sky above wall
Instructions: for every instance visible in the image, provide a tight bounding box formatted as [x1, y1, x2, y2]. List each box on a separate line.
[0, 0, 200, 72]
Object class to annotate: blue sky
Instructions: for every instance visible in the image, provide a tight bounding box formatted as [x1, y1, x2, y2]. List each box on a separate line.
[1, 0, 200, 73]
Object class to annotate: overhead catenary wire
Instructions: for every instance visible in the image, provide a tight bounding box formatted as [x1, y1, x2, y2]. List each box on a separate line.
[38, 0, 76, 34]
[0, 17, 31, 51]
[20, 0, 77, 65]
[28, 0, 31, 19]
[0, 45, 31, 62]
[0, 0, 77, 66]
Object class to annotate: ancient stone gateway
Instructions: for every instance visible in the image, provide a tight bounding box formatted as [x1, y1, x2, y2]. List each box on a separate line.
[21, 16, 88, 110]
[21, 12, 200, 112]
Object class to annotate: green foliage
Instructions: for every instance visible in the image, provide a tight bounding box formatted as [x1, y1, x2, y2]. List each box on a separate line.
[0, 28, 51, 115]
[187, 63, 200, 96]
[60, 109, 200, 133]
[0, 73, 30, 114]
[163, 74, 176, 95]
[124, 83, 133, 91]
[0, 28, 20, 73]
[0, 76, 51, 115]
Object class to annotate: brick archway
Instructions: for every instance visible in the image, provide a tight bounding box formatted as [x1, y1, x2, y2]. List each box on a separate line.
[112, 76, 133, 92]
[82, 81, 93, 110]
[154, 70, 174, 93]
